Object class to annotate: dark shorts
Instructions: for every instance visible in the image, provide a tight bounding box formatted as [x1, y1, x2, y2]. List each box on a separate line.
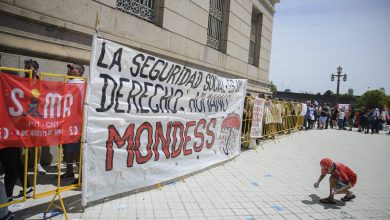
[63, 140, 81, 163]
[336, 179, 347, 189]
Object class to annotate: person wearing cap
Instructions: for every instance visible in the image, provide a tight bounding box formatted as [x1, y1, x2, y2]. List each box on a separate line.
[314, 158, 357, 204]
[61, 63, 85, 184]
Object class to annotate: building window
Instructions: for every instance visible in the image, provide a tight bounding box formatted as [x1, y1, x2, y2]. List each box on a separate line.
[117, 0, 156, 23]
[207, 0, 229, 52]
[249, 8, 262, 67]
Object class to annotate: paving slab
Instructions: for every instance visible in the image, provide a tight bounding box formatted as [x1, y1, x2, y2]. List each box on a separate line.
[9, 129, 390, 219]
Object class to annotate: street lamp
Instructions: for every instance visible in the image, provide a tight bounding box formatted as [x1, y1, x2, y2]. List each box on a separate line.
[331, 66, 347, 103]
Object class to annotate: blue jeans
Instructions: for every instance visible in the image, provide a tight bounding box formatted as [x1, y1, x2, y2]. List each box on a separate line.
[338, 119, 344, 129]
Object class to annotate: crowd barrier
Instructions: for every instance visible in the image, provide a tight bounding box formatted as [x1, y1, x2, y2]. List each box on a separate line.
[0, 68, 86, 220]
[241, 96, 304, 148]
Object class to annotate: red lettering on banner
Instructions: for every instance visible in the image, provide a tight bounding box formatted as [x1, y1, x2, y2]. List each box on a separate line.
[183, 121, 196, 156]
[104, 118, 217, 170]
[105, 124, 135, 171]
[134, 122, 153, 164]
[206, 118, 216, 148]
[153, 122, 171, 160]
[193, 119, 206, 152]
[171, 121, 184, 158]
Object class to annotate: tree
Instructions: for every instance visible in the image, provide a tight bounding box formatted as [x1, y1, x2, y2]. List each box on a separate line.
[269, 81, 277, 94]
[323, 90, 333, 96]
[357, 90, 388, 110]
[284, 88, 291, 92]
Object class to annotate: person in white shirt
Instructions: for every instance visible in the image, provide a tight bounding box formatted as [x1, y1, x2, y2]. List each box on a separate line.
[338, 108, 346, 130]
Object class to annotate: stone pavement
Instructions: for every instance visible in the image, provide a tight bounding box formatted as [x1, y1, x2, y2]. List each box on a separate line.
[10, 129, 390, 219]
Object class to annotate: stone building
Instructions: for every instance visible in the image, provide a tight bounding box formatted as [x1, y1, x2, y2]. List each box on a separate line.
[0, 0, 279, 163]
[1, 0, 278, 92]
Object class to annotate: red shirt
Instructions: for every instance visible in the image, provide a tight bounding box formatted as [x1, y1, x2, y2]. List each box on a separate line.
[331, 162, 357, 186]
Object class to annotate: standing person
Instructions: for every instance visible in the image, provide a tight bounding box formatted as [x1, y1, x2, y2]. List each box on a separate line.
[355, 110, 362, 132]
[0, 181, 15, 220]
[308, 102, 316, 129]
[325, 103, 331, 129]
[331, 106, 338, 129]
[314, 158, 357, 204]
[347, 108, 355, 131]
[24, 59, 47, 175]
[304, 101, 310, 130]
[61, 63, 85, 184]
[0, 58, 33, 200]
[372, 108, 381, 134]
[337, 108, 346, 130]
[362, 109, 371, 134]
[319, 103, 329, 129]
[0, 55, 18, 201]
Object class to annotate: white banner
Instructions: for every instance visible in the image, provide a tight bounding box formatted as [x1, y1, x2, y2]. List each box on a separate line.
[338, 104, 350, 112]
[301, 103, 307, 116]
[250, 98, 265, 138]
[82, 37, 247, 204]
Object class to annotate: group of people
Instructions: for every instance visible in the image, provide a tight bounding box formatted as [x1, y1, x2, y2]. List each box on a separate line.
[304, 100, 389, 134]
[0, 57, 85, 210]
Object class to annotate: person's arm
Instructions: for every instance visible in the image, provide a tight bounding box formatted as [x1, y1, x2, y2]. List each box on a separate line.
[333, 183, 352, 195]
[314, 174, 326, 188]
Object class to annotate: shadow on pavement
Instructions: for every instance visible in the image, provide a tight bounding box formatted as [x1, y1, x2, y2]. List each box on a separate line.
[302, 194, 346, 209]
[13, 194, 83, 219]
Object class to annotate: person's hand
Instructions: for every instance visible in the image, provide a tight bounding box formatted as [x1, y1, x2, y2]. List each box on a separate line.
[314, 182, 319, 188]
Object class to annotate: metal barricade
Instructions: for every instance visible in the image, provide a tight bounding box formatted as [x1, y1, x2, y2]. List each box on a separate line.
[240, 97, 305, 147]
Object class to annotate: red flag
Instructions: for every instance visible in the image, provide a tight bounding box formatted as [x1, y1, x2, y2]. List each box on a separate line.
[0, 73, 86, 148]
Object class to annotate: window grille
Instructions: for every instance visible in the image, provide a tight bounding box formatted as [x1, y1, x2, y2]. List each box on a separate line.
[207, 0, 225, 51]
[117, 0, 155, 23]
[249, 9, 261, 66]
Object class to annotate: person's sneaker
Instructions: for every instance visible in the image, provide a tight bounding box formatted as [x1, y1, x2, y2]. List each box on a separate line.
[320, 198, 336, 204]
[37, 164, 47, 175]
[72, 178, 79, 185]
[13, 187, 33, 199]
[341, 194, 356, 201]
[57, 173, 75, 178]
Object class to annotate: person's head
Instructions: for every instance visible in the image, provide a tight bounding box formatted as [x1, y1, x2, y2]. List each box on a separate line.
[320, 158, 334, 174]
[67, 63, 85, 77]
[24, 59, 39, 76]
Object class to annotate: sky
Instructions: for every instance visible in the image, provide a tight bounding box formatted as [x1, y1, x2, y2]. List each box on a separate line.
[269, 0, 390, 96]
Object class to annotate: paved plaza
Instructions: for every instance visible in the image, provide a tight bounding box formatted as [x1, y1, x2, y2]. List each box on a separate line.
[10, 129, 390, 219]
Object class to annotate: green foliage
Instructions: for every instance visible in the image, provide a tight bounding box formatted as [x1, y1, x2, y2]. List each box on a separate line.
[357, 90, 388, 110]
[323, 90, 334, 96]
[269, 81, 277, 94]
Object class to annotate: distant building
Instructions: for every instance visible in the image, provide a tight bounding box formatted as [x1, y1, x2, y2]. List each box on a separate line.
[348, 88, 354, 96]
